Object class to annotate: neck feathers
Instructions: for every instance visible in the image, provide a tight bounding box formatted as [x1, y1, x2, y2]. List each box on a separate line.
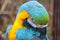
[12, 10, 29, 31]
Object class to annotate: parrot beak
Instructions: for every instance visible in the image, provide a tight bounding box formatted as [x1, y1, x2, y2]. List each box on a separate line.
[27, 18, 48, 28]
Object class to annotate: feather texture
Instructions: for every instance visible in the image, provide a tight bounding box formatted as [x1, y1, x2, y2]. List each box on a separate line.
[5, 1, 49, 40]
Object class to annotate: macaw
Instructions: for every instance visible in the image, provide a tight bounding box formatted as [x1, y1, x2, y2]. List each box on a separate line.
[5, 1, 49, 40]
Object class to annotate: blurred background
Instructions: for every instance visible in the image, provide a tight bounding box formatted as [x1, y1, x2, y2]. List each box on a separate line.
[0, 0, 54, 40]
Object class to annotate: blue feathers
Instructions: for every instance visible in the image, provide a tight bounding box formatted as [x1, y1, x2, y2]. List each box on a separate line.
[16, 28, 40, 40]
[5, 25, 12, 38]
[17, 1, 49, 25]
[5, 1, 49, 40]
[18, 1, 45, 13]
[16, 28, 48, 40]
[16, 1, 49, 39]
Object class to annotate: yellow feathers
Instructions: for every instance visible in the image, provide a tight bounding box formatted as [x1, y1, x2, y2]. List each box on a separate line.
[16, 10, 30, 21]
[12, 10, 29, 31]
[8, 10, 29, 40]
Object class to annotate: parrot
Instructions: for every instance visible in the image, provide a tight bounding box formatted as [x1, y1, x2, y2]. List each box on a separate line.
[5, 0, 49, 40]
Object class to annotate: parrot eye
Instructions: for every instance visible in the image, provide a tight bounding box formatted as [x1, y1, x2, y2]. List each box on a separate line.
[27, 18, 48, 28]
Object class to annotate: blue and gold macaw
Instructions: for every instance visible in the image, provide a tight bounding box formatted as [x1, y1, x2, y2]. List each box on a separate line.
[5, 1, 49, 40]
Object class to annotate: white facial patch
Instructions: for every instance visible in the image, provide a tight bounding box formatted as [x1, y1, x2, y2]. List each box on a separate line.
[27, 18, 48, 28]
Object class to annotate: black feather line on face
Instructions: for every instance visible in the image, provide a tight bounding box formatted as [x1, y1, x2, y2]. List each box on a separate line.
[23, 18, 33, 29]
[23, 18, 47, 36]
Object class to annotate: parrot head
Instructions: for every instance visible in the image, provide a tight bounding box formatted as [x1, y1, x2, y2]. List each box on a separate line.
[5, 1, 49, 40]
[16, 1, 49, 28]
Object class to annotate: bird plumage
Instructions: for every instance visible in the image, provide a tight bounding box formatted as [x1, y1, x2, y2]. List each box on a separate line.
[18, 1, 49, 25]
[5, 1, 49, 40]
